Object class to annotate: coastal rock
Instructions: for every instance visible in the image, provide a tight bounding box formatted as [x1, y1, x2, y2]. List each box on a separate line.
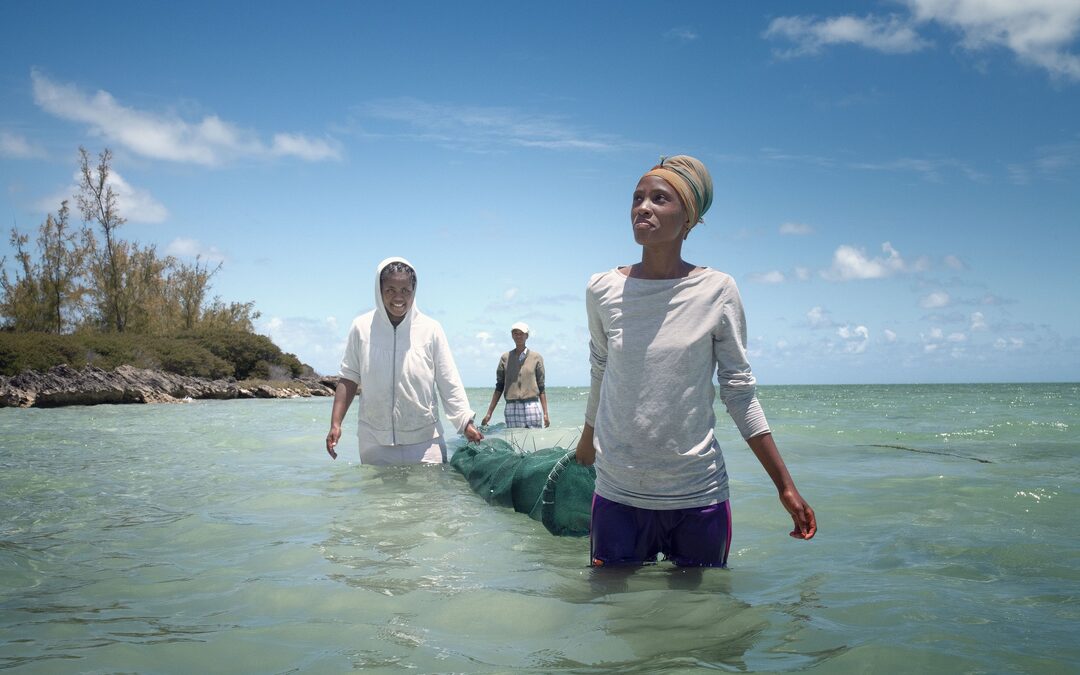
[0, 365, 334, 408]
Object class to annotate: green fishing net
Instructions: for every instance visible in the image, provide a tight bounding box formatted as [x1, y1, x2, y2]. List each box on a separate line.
[450, 438, 595, 537]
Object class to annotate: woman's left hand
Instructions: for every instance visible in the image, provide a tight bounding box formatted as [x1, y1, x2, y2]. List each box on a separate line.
[780, 488, 817, 540]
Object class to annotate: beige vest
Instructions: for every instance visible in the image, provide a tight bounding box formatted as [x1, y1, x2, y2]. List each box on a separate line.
[498, 349, 544, 401]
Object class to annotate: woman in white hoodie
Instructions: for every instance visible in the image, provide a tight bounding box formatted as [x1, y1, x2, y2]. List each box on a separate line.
[325, 257, 483, 465]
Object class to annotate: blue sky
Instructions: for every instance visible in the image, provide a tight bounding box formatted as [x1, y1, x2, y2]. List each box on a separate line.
[2, 1, 1078, 385]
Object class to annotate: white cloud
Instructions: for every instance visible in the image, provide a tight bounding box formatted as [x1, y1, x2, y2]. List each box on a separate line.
[504, 287, 519, 301]
[822, 241, 906, 281]
[0, 131, 46, 159]
[847, 156, 986, 183]
[1009, 137, 1080, 183]
[945, 254, 966, 270]
[664, 27, 699, 42]
[101, 169, 168, 223]
[947, 332, 968, 342]
[43, 168, 168, 224]
[31, 70, 341, 166]
[765, 2, 1080, 81]
[906, 0, 1080, 80]
[358, 97, 619, 153]
[884, 328, 898, 342]
[779, 221, 815, 235]
[920, 290, 951, 308]
[971, 311, 988, 330]
[764, 146, 985, 182]
[749, 270, 786, 284]
[921, 327, 945, 355]
[270, 133, 341, 162]
[165, 237, 227, 262]
[1009, 163, 1032, 184]
[837, 324, 870, 353]
[764, 14, 930, 56]
[994, 336, 1025, 351]
[807, 306, 833, 328]
[258, 315, 343, 375]
[450, 330, 504, 371]
[794, 266, 812, 281]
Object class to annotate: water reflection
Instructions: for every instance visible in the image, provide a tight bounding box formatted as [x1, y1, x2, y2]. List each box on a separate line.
[316, 461, 849, 671]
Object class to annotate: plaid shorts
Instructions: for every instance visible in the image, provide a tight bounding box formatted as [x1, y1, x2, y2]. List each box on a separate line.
[504, 398, 544, 428]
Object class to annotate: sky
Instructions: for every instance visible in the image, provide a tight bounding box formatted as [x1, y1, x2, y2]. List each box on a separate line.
[1, 1, 1079, 386]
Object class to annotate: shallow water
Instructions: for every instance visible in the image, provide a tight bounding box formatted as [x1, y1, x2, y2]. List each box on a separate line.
[1, 384, 1078, 673]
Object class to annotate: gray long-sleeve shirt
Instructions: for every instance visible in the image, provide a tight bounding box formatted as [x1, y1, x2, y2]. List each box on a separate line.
[584, 268, 770, 509]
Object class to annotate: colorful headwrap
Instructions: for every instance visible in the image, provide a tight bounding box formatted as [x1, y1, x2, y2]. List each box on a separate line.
[644, 155, 713, 228]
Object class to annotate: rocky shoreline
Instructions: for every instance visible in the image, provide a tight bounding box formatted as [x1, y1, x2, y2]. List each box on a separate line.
[0, 364, 338, 408]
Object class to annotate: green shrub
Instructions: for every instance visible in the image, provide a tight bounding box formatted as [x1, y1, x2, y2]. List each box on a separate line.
[155, 341, 233, 379]
[0, 330, 303, 379]
[186, 330, 271, 379]
[185, 329, 304, 380]
[0, 332, 84, 374]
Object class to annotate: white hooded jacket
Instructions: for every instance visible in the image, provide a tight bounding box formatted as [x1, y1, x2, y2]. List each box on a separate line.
[339, 257, 475, 445]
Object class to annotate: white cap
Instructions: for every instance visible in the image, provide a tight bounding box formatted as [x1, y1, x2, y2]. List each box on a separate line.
[511, 322, 530, 335]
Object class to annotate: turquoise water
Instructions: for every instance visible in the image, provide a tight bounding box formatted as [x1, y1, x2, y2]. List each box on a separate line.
[1, 384, 1077, 673]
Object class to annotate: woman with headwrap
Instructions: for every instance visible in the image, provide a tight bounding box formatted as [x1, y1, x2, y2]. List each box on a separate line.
[575, 155, 816, 567]
[326, 257, 483, 465]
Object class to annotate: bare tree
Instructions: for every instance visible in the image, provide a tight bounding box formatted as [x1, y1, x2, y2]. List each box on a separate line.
[38, 201, 88, 333]
[3, 146, 262, 340]
[171, 255, 223, 330]
[0, 228, 46, 331]
[201, 297, 261, 332]
[125, 244, 173, 333]
[78, 147, 128, 332]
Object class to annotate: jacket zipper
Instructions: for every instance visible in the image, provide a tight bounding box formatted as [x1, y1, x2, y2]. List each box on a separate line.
[391, 324, 397, 445]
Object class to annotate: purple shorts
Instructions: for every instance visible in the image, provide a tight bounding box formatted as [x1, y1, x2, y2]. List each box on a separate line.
[590, 493, 732, 567]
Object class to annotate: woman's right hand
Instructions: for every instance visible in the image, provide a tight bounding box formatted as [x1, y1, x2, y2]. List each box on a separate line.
[326, 379, 357, 461]
[325, 424, 341, 459]
[481, 413, 492, 426]
[464, 421, 484, 443]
